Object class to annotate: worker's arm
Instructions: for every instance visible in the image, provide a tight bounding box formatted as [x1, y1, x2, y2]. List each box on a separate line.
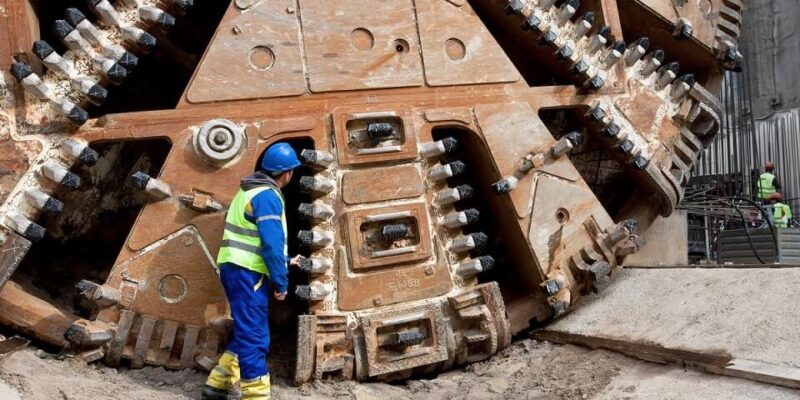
[774, 176, 782, 192]
[248, 190, 289, 294]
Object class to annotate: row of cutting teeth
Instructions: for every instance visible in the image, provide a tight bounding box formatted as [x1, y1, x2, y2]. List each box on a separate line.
[505, 0, 710, 174]
[9, 1, 191, 125]
[2, 140, 99, 242]
[294, 149, 337, 302]
[420, 137, 495, 278]
[504, 0, 698, 97]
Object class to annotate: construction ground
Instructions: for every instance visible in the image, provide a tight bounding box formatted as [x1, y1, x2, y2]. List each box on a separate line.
[3, 0, 800, 398]
[2, 267, 799, 399]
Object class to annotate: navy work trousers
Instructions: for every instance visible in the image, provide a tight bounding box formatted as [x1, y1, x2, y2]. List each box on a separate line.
[219, 262, 271, 380]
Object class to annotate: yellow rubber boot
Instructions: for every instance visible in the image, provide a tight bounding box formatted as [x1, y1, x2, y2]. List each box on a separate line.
[240, 374, 271, 400]
[205, 351, 241, 391]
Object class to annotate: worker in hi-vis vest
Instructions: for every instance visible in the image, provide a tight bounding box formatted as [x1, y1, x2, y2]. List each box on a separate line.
[769, 192, 793, 229]
[758, 162, 782, 201]
[202, 143, 302, 400]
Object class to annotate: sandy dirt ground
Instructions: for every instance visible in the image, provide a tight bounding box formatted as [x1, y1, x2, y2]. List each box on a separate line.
[1, 339, 797, 400]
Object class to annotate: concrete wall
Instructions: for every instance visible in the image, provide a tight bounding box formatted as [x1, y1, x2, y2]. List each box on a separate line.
[742, 0, 800, 119]
[623, 210, 688, 267]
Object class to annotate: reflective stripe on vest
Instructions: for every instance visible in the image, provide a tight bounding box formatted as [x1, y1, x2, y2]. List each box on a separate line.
[774, 202, 793, 228]
[216, 186, 287, 275]
[758, 173, 776, 199]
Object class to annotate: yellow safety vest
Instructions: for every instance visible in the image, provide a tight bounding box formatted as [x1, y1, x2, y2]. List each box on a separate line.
[773, 202, 793, 229]
[216, 186, 287, 275]
[758, 173, 776, 199]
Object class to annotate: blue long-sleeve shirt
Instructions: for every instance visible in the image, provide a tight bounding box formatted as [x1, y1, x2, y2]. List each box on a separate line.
[241, 189, 289, 293]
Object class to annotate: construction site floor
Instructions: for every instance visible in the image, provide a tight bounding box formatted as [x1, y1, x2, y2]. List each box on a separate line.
[2, 265, 800, 399]
[0, 340, 797, 400]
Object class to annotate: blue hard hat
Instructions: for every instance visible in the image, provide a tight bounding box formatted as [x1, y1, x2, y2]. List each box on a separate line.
[261, 143, 301, 172]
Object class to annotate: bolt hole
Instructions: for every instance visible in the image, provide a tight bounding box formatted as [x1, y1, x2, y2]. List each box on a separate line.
[350, 28, 374, 51]
[556, 208, 570, 224]
[248, 46, 275, 71]
[444, 38, 466, 61]
[394, 38, 410, 54]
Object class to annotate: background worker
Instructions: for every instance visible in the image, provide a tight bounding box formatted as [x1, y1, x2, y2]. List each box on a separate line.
[757, 162, 782, 201]
[202, 143, 302, 400]
[768, 192, 793, 229]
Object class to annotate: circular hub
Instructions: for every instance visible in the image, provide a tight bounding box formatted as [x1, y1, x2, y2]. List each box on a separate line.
[194, 119, 246, 166]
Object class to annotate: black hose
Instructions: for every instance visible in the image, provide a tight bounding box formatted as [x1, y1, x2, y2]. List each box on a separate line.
[729, 201, 766, 264]
[730, 197, 779, 264]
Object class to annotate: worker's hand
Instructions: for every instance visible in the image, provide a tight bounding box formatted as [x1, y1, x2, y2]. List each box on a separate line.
[289, 255, 305, 267]
[274, 291, 287, 301]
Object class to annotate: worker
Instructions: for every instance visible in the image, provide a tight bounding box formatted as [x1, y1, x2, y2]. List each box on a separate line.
[757, 162, 782, 201]
[768, 192, 793, 229]
[202, 143, 302, 400]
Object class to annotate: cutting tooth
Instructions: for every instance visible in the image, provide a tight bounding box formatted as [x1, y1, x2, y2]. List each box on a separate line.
[420, 137, 458, 158]
[120, 26, 157, 53]
[505, 0, 524, 15]
[585, 102, 608, 123]
[441, 208, 480, 229]
[64, 320, 113, 347]
[617, 139, 635, 155]
[600, 122, 621, 138]
[295, 282, 332, 301]
[429, 160, 466, 182]
[52, 98, 90, 125]
[624, 37, 650, 66]
[297, 202, 335, 220]
[641, 49, 664, 76]
[101, 44, 139, 71]
[673, 18, 693, 39]
[4, 212, 46, 242]
[93, 55, 128, 84]
[657, 61, 680, 88]
[450, 232, 489, 253]
[62, 139, 100, 166]
[296, 257, 334, 274]
[42, 162, 81, 189]
[65, 8, 103, 44]
[670, 74, 696, 100]
[603, 41, 626, 68]
[589, 26, 611, 53]
[574, 12, 595, 38]
[72, 77, 108, 105]
[584, 70, 607, 90]
[435, 184, 474, 206]
[456, 256, 496, 277]
[299, 149, 335, 168]
[569, 56, 590, 76]
[32, 41, 73, 77]
[522, 10, 545, 32]
[556, 0, 579, 26]
[539, 24, 560, 46]
[25, 189, 64, 214]
[75, 280, 120, 307]
[88, 0, 124, 26]
[53, 20, 93, 55]
[551, 132, 583, 157]
[140, 7, 176, 30]
[299, 175, 335, 195]
[10, 62, 51, 99]
[555, 40, 576, 61]
[297, 229, 334, 247]
[131, 171, 172, 199]
[631, 154, 650, 170]
[492, 177, 518, 194]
